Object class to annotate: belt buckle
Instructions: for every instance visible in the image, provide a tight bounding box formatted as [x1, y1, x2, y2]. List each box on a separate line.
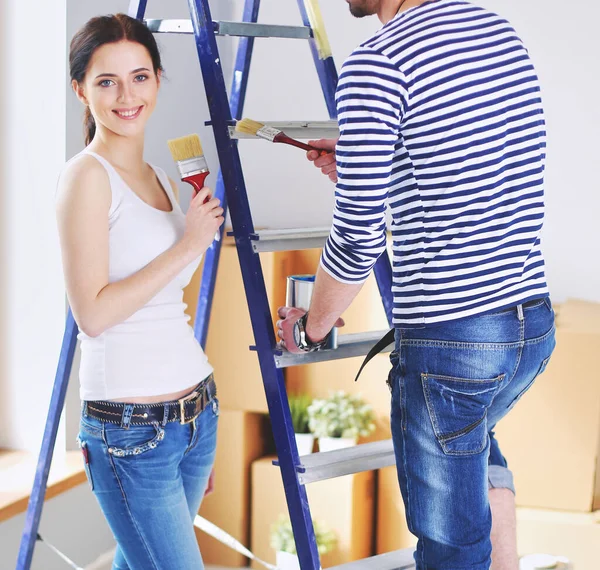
[179, 390, 201, 425]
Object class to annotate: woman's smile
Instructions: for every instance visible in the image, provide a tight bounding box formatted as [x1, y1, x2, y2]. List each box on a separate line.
[112, 105, 144, 120]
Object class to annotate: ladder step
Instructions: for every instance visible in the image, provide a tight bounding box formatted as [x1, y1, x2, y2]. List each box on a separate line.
[250, 227, 330, 252]
[291, 439, 395, 484]
[145, 19, 312, 39]
[230, 120, 340, 140]
[274, 330, 392, 368]
[328, 549, 416, 570]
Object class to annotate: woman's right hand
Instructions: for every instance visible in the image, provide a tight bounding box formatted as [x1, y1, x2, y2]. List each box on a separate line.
[181, 187, 224, 256]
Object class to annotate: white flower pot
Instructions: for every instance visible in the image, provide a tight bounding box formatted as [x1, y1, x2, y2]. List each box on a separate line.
[276, 550, 301, 570]
[318, 436, 357, 452]
[295, 433, 315, 455]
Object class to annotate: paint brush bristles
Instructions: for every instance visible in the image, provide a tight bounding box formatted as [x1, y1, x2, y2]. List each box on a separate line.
[234, 118, 268, 138]
[167, 133, 209, 181]
[167, 134, 204, 163]
[235, 118, 328, 156]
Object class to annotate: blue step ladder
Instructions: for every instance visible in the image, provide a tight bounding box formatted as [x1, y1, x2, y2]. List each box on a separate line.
[16, 1, 415, 569]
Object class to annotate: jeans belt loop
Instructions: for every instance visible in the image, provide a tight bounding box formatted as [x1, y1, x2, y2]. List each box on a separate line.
[517, 304, 524, 322]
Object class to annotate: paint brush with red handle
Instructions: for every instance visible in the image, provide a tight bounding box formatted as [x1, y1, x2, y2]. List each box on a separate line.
[168, 133, 220, 241]
[168, 134, 211, 195]
[235, 118, 330, 156]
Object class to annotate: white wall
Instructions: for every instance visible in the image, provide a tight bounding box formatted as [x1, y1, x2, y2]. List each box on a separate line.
[0, 0, 67, 452]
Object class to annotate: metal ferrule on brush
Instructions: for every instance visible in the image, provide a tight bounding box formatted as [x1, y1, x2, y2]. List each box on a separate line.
[256, 126, 281, 142]
[177, 156, 209, 179]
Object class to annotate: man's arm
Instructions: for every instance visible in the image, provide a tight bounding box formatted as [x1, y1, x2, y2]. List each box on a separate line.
[278, 47, 407, 351]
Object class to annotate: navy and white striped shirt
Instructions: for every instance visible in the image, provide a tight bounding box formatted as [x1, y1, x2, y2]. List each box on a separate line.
[321, 0, 549, 326]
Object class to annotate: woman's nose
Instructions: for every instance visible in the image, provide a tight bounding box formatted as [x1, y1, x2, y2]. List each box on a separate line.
[117, 83, 134, 103]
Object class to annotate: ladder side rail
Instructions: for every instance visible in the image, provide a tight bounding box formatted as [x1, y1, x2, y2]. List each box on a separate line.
[128, 0, 148, 21]
[374, 249, 395, 327]
[295, 0, 338, 118]
[194, 0, 261, 348]
[16, 311, 80, 570]
[187, 1, 321, 568]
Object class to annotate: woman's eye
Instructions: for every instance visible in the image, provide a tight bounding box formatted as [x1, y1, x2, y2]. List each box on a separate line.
[99, 79, 114, 87]
[134, 74, 148, 82]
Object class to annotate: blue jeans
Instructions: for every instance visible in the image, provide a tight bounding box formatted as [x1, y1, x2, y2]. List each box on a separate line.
[389, 298, 555, 569]
[77, 394, 219, 570]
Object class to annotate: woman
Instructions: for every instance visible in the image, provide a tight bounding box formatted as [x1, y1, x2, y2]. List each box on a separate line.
[56, 14, 224, 570]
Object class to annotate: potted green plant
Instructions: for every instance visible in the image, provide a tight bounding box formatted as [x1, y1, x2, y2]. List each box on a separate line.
[289, 393, 314, 455]
[308, 391, 376, 452]
[270, 514, 337, 570]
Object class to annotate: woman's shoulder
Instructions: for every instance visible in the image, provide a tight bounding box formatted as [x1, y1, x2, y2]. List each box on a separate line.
[56, 152, 112, 211]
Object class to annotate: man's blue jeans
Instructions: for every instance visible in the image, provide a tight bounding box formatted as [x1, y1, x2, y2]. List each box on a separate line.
[389, 298, 555, 569]
[77, 395, 219, 570]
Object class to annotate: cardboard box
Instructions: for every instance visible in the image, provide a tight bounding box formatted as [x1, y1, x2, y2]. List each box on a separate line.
[251, 456, 375, 568]
[376, 466, 417, 554]
[184, 242, 288, 413]
[285, 249, 393, 419]
[517, 508, 600, 570]
[196, 410, 273, 567]
[495, 299, 600, 512]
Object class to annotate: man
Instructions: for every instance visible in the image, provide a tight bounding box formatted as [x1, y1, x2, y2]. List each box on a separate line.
[277, 1, 556, 569]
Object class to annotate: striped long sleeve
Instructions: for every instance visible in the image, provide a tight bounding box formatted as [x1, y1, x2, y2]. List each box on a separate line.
[321, 48, 407, 284]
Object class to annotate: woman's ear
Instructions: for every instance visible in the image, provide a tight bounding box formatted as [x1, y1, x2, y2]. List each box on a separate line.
[156, 69, 162, 89]
[72, 79, 88, 105]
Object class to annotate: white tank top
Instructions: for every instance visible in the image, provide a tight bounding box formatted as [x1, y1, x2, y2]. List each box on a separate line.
[69, 150, 213, 401]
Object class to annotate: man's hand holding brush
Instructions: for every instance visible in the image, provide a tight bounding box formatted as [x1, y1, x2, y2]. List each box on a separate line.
[306, 138, 338, 183]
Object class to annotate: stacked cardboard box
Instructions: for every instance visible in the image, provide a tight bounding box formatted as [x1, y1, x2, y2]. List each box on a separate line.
[516, 508, 600, 570]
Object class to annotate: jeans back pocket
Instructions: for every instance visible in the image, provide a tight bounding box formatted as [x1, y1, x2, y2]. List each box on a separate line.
[422, 372, 505, 456]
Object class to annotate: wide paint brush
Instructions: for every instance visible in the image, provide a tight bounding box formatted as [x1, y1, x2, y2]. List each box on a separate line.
[235, 118, 329, 156]
[167, 134, 211, 195]
[167, 133, 220, 241]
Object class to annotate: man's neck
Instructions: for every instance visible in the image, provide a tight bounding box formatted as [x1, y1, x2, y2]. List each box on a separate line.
[379, 0, 427, 24]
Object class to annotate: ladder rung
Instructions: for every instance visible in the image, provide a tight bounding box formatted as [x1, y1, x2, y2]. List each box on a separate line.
[216, 21, 312, 39]
[328, 549, 416, 570]
[295, 439, 395, 484]
[274, 330, 392, 368]
[145, 19, 312, 39]
[251, 228, 330, 252]
[230, 120, 340, 140]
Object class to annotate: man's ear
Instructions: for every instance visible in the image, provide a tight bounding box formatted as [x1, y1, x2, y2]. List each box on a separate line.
[72, 79, 88, 105]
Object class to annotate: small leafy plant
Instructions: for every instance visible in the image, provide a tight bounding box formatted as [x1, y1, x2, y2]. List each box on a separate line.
[288, 394, 312, 434]
[270, 514, 337, 556]
[307, 391, 376, 439]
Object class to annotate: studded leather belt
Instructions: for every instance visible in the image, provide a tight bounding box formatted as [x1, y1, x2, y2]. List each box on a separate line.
[84, 375, 217, 426]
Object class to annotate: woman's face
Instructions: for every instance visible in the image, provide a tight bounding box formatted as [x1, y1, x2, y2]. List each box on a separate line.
[73, 40, 160, 140]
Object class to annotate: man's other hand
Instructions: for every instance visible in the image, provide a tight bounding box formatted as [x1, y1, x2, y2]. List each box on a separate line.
[277, 306, 345, 353]
[307, 138, 338, 183]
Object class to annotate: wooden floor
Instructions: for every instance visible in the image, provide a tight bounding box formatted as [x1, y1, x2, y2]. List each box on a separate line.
[0, 449, 86, 523]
